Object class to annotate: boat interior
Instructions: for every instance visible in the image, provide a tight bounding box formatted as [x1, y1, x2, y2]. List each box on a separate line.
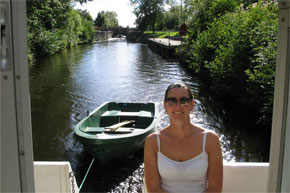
[80, 102, 156, 133]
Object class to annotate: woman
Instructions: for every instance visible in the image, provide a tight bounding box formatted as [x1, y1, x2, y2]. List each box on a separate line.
[144, 82, 223, 193]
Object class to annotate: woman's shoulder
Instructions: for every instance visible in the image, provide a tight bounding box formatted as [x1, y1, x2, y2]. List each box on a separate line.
[145, 131, 160, 144]
[147, 131, 158, 139]
[196, 126, 220, 144]
[202, 129, 221, 150]
[146, 127, 169, 144]
[193, 125, 217, 136]
[145, 131, 160, 152]
[203, 129, 219, 137]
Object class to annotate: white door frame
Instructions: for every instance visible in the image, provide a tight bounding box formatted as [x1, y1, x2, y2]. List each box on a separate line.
[1, 0, 35, 192]
[268, 0, 290, 192]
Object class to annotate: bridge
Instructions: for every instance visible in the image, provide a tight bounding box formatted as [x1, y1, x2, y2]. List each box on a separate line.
[95, 27, 143, 42]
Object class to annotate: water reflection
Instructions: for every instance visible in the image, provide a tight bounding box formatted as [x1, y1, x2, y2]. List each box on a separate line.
[29, 41, 269, 192]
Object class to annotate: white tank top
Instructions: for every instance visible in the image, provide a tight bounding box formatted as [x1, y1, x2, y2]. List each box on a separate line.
[157, 132, 208, 193]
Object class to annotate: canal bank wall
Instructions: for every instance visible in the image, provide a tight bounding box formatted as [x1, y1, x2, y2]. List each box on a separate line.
[95, 31, 113, 42]
[126, 31, 143, 42]
[147, 38, 183, 59]
[130, 32, 184, 59]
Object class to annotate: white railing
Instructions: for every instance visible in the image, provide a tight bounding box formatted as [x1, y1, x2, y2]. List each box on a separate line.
[223, 162, 268, 192]
[143, 162, 269, 193]
[34, 162, 79, 193]
[34, 161, 268, 193]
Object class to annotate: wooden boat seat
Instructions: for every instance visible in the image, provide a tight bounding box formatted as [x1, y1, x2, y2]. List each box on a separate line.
[100, 110, 153, 128]
[138, 111, 153, 117]
[104, 127, 134, 134]
[84, 127, 104, 133]
[101, 110, 152, 117]
[101, 110, 120, 117]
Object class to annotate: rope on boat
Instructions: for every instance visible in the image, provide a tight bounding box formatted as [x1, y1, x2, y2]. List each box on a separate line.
[79, 156, 95, 192]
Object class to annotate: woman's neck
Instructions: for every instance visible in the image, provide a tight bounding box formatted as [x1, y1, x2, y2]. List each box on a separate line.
[167, 120, 196, 138]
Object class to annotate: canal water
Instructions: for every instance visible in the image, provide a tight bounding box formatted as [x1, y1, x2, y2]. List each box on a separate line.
[29, 41, 270, 192]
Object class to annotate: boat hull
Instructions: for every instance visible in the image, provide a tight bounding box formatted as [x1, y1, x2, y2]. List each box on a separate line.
[78, 130, 154, 162]
[74, 102, 159, 162]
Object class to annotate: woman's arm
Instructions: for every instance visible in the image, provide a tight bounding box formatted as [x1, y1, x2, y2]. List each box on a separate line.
[144, 133, 167, 193]
[205, 132, 223, 193]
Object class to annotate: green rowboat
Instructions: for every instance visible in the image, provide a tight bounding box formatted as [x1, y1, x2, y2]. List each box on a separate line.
[74, 102, 159, 162]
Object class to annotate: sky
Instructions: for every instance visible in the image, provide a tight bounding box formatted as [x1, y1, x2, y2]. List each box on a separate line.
[74, 0, 137, 27]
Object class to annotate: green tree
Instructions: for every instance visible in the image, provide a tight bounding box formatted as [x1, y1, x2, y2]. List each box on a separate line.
[94, 11, 119, 29]
[239, 0, 259, 8]
[130, 0, 165, 32]
[180, 0, 278, 126]
[183, 0, 239, 40]
[26, 0, 71, 59]
[61, 8, 83, 47]
[26, 0, 95, 62]
[156, 4, 180, 30]
[77, 9, 95, 43]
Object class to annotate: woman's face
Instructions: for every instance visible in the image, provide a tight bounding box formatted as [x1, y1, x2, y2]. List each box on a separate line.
[164, 87, 194, 120]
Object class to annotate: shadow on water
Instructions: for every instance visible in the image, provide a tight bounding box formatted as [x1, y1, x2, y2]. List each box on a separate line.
[74, 150, 144, 193]
[197, 84, 271, 162]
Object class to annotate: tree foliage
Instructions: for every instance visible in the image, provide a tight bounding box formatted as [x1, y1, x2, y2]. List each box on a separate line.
[94, 11, 119, 29]
[155, 4, 180, 30]
[183, 0, 239, 40]
[130, 0, 166, 32]
[77, 10, 95, 42]
[179, 0, 278, 126]
[26, 0, 95, 62]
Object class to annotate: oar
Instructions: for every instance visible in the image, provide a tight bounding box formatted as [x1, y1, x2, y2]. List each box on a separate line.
[105, 120, 135, 132]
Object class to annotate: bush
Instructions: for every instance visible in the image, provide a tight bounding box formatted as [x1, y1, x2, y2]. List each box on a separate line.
[27, 0, 95, 61]
[183, 0, 278, 125]
[29, 29, 64, 58]
[186, 0, 239, 40]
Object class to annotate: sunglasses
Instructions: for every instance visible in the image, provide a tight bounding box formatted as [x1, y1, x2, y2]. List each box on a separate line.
[165, 97, 193, 106]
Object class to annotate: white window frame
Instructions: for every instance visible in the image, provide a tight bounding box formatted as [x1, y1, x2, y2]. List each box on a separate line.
[1, 0, 35, 192]
[268, 0, 290, 192]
